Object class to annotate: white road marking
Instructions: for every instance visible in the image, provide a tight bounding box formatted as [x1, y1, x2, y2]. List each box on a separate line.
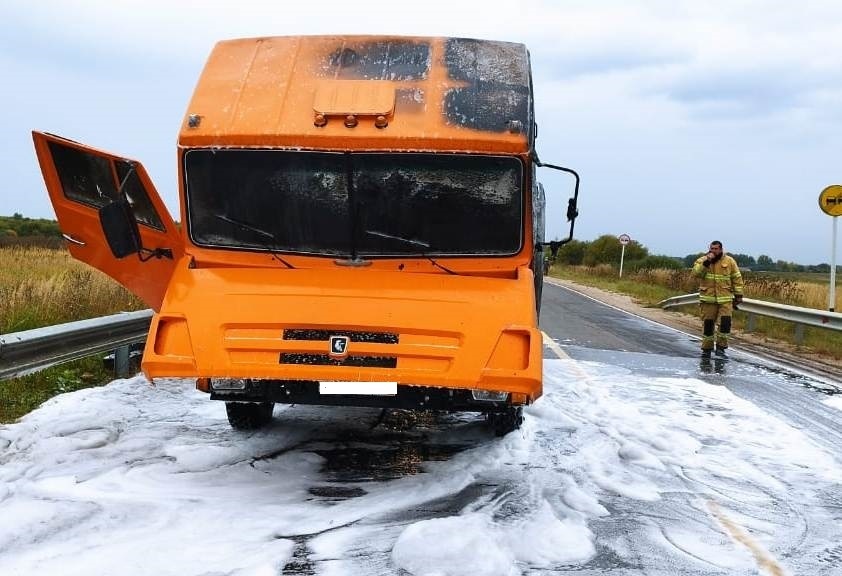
[541, 330, 570, 360]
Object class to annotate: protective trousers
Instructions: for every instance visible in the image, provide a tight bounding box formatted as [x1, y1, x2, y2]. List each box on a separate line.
[699, 301, 733, 351]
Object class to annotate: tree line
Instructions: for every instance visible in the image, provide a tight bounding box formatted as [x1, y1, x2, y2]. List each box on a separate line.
[1, 213, 60, 238]
[679, 252, 836, 273]
[553, 234, 837, 273]
[1, 214, 837, 273]
[552, 235, 683, 272]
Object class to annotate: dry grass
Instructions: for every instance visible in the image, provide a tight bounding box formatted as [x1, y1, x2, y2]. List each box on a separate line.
[796, 282, 841, 310]
[0, 246, 145, 423]
[558, 265, 841, 310]
[0, 246, 144, 333]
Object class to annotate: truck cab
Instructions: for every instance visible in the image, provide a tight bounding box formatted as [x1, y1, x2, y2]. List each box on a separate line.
[33, 36, 578, 435]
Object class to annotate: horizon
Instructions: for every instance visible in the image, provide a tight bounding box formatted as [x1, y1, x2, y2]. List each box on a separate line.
[2, 212, 835, 268]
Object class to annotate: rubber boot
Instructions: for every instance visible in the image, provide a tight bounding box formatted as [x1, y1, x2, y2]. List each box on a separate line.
[716, 316, 731, 355]
[702, 319, 715, 356]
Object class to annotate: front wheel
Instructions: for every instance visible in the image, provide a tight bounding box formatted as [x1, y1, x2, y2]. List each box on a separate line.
[225, 401, 274, 430]
[487, 406, 523, 436]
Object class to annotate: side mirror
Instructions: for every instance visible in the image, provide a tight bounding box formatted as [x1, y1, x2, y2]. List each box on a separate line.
[566, 197, 579, 222]
[99, 201, 140, 258]
[535, 159, 580, 254]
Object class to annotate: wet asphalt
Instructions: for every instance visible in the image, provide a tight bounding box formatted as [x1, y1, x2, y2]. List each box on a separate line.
[539, 281, 842, 454]
[274, 281, 842, 574]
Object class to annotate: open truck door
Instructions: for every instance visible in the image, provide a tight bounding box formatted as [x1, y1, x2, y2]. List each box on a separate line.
[32, 132, 182, 311]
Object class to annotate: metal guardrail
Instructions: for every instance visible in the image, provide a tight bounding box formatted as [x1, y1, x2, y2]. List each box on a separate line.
[0, 310, 153, 380]
[659, 293, 842, 343]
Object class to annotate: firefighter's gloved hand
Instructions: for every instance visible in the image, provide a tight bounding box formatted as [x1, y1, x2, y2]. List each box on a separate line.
[734, 294, 743, 308]
[702, 259, 712, 267]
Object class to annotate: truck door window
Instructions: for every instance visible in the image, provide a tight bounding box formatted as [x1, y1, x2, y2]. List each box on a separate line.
[47, 140, 166, 231]
[48, 141, 118, 208]
[114, 161, 165, 230]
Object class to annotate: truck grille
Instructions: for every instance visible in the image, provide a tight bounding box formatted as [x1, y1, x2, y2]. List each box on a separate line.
[279, 353, 397, 368]
[283, 329, 399, 344]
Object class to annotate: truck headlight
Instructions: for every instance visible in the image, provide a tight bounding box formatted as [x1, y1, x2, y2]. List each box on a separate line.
[471, 389, 509, 402]
[211, 378, 248, 391]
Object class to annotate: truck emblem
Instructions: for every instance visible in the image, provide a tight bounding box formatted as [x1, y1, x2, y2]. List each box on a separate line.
[329, 335, 349, 356]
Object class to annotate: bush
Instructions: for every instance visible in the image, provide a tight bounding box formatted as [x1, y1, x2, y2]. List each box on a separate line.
[0, 215, 60, 238]
[624, 255, 684, 272]
[634, 268, 698, 292]
[582, 234, 648, 267]
[554, 239, 588, 265]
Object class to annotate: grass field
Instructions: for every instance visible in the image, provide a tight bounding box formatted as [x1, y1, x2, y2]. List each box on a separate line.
[549, 264, 842, 361]
[753, 271, 835, 286]
[0, 245, 143, 333]
[0, 246, 144, 422]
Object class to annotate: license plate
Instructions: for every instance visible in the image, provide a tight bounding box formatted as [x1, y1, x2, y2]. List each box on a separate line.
[319, 381, 398, 395]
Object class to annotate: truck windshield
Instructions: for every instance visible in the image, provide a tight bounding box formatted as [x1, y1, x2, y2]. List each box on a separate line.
[185, 150, 522, 257]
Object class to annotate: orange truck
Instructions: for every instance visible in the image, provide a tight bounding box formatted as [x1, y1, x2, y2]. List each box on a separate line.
[33, 36, 579, 435]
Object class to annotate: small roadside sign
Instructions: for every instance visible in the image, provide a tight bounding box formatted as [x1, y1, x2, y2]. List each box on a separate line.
[819, 185, 842, 217]
[617, 234, 631, 277]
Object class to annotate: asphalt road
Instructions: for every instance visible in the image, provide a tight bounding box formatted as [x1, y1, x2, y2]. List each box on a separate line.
[540, 282, 842, 455]
[537, 281, 842, 576]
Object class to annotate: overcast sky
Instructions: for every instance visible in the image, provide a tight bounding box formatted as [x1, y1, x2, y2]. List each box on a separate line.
[2, 1, 841, 264]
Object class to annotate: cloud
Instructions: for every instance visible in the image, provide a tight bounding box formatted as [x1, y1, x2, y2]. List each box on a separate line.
[662, 66, 816, 118]
[535, 45, 688, 80]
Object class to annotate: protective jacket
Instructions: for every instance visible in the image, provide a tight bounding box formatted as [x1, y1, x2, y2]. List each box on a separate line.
[692, 254, 744, 304]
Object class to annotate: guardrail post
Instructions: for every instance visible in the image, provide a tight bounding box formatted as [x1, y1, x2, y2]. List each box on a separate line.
[794, 324, 805, 346]
[113, 345, 130, 378]
[746, 313, 756, 333]
[0, 310, 153, 382]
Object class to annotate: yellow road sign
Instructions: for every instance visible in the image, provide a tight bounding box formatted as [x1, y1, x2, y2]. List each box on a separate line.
[819, 185, 842, 216]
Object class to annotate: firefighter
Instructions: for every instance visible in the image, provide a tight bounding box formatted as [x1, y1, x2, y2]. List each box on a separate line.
[692, 240, 744, 355]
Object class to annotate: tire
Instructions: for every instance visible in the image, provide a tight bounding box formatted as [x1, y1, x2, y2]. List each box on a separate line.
[487, 406, 523, 436]
[225, 401, 274, 430]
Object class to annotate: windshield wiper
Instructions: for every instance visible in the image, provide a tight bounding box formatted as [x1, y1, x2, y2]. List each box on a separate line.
[213, 213, 295, 269]
[365, 230, 430, 249]
[364, 230, 457, 275]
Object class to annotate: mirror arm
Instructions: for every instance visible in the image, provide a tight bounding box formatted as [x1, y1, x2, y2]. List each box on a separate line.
[117, 162, 173, 261]
[115, 162, 145, 258]
[534, 157, 580, 254]
[138, 247, 174, 262]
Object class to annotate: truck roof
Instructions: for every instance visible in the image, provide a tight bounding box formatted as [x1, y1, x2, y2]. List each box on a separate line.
[179, 35, 533, 154]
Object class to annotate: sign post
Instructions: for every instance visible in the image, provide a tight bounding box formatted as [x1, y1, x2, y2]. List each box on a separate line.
[819, 186, 842, 311]
[833, 216, 838, 312]
[618, 234, 631, 278]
